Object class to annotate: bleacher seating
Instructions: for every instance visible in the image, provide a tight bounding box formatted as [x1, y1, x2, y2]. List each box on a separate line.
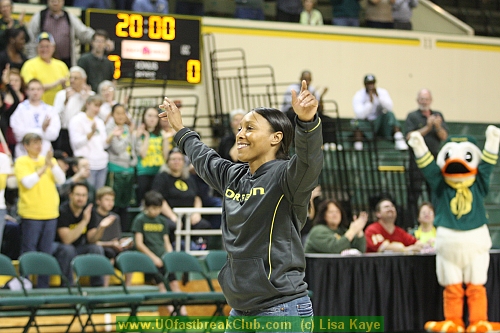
[431, 0, 500, 37]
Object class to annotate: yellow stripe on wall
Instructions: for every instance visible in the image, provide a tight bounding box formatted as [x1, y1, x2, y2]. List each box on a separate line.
[202, 26, 421, 46]
[436, 40, 500, 52]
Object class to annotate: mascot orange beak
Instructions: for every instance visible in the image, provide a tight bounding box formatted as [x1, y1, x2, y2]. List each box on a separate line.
[441, 158, 478, 179]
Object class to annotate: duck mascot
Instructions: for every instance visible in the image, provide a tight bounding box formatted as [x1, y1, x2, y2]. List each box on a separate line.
[408, 125, 500, 333]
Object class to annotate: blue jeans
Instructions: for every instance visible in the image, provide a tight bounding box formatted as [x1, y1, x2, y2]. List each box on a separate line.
[235, 7, 265, 20]
[52, 242, 105, 287]
[89, 167, 108, 191]
[228, 295, 313, 333]
[332, 17, 360, 27]
[20, 218, 58, 288]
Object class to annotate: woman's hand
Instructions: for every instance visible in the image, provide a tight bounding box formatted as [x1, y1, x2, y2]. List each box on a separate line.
[291, 80, 318, 122]
[159, 97, 185, 132]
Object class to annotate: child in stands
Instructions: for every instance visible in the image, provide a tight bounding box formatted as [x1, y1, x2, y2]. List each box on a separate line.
[130, 190, 187, 315]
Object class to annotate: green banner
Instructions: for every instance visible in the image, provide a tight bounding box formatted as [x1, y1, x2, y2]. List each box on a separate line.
[116, 316, 384, 332]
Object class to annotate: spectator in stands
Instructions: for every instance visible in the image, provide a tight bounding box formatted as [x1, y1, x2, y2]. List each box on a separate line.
[106, 103, 137, 232]
[20, 32, 69, 106]
[130, 190, 187, 315]
[175, 0, 204, 16]
[409, 201, 436, 248]
[15, 133, 65, 287]
[0, 150, 11, 252]
[53, 66, 93, 157]
[235, 0, 265, 20]
[0, 0, 27, 52]
[0, 28, 27, 71]
[218, 108, 247, 162]
[300, 0, 324, 25]
[59, 156, 95, 204]
[77, 30, 115, 93]
[69, 95, 109, 190]
[0, 65, 25, 156]
[152, 148, 213, 244]
[281, 70, 320, 112]
[276, 0, 302, 22]
[94, 186, 133, 287]
[304, 199, 367, 253]
[330, 0, 361, 26]
[11, 79, 61, 158]
[53, 182, 107, 286]
[365, 0, 395, 29]
[352, 74, 407, 150]
[73, 0, 113, 9]
[97, 80, 116, 124]
[26, 0, 95, 68]
[392, 0, 418, 30]
[53, 149, 69, 175]
[365, 198, 424, 253]
[132, 0, 169, 14]
[405, 88, 448, 224]
[135, 107, 169, 206]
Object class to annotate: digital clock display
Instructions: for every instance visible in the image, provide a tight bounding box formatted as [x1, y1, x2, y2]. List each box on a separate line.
[85, 9, 201, 84]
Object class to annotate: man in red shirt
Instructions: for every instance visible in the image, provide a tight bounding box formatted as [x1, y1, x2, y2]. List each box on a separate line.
[365, 198, 424, 253]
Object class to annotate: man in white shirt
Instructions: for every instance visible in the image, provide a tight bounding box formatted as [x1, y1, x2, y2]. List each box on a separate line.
[10, 79, 61, 158]
[352, 74, 408, 150]
[52, 66, 93, 156]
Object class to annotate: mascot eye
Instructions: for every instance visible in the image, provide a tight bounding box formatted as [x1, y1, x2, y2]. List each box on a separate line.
[465, 151, 473, 162]
[444, 151, 451, 161]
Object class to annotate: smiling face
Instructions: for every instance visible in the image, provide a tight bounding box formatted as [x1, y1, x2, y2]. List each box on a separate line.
[236, 111, 282, 170]
[376, 200, 397, 223]
[112, 105, 127, 126]
[24, 138, 42, 157]
[37, 40, 55, 61]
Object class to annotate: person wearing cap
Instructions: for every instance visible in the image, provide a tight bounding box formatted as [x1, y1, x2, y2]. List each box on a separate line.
[26, 0, 94, 68]
[352, 74, 408, 150]
[218, 108, 247, 162]
[20, 32, 69, 106]
[405, 88, 448, 225]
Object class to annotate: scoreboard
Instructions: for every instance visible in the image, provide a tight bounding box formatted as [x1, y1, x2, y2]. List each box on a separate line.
[85, 9, 201, 84]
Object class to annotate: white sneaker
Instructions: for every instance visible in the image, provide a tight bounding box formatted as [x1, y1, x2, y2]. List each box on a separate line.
[394, 132, 408, 150]
[354, 141, 363, 151]
[395, 139, 409, 150]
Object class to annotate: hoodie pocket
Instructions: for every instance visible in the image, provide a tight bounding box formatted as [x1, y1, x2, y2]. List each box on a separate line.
[219, 257, 279, 302]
